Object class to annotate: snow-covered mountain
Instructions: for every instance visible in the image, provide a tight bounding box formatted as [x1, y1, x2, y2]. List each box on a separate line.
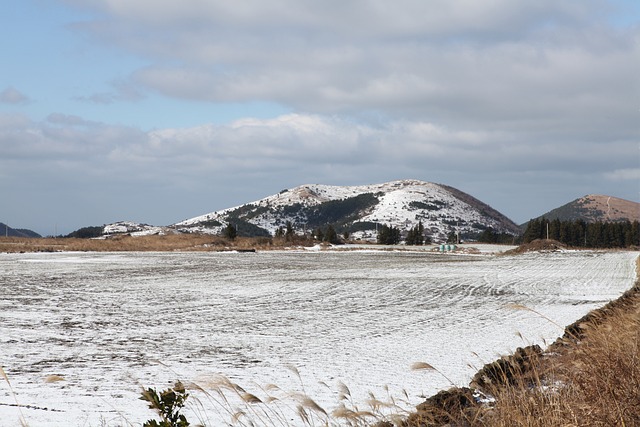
[102, 221, 172, 236]
[174, 180, 520, 242]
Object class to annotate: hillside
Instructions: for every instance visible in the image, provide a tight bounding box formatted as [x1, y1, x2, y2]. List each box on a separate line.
[530, 195, 640, 224]
[174, 179, 520, 242]
[0, 223, 41, 238]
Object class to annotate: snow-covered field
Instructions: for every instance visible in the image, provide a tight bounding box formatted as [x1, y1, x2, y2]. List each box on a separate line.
[0, 249, 637, 426]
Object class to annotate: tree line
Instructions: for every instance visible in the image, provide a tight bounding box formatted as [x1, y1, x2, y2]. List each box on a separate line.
[522, 218, 639, 248]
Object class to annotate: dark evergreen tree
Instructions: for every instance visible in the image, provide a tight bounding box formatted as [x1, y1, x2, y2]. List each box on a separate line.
[285, 221, 294, 242]
[522, 218, 543, 243]
[377, 224, 400, 245]
[323, 225, 340, 244]
[405, 221, 425, 245]
[223, 223, 237, 240]
[522, 218, 637, 248]
[314, 227, 324, 241]
[415, 221, 425, 245]
[66, 226, 103, 239]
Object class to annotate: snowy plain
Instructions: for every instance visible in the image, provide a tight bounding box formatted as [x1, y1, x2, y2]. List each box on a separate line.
[0, 248, 637, 426]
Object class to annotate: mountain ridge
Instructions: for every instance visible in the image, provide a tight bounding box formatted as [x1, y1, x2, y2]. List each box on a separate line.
[174, 179, 521, 242]
[528, 194, 640, 225]
[0, 223, 42, 238]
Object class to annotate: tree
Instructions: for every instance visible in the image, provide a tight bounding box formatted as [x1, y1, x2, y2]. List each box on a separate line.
[313, 227, 324, 241]
[522, 218, 637, 248]
[223, 223, 237, 240]
[324, 225, 339, 244]
[377, 224, 400, 245]
[405, 221, 425, 245]
[285, 221, 294, 242]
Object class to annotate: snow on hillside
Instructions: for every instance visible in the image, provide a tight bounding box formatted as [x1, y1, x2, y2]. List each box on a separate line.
[102, 221, 170, 236]
[174, 180, 519, 241]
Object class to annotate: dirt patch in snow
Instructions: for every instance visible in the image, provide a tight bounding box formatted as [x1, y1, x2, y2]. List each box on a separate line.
[503, 239, 567, 255]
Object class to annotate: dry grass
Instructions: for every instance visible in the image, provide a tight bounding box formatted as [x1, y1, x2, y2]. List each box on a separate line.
[0, 234, 313, 253]
[405, 256, 640, 427]
[480, 293, 640, 427]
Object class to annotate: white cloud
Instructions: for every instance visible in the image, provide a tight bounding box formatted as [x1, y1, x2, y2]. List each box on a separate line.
[74, 79, 146, 104]
[0, 87, 29, 104]
[604, 168, 640, 181]
[3, 111, 635, 181]
[6, 1, 639, 232]
[2, 109, 637, 231]
[53, 1, 639, 163]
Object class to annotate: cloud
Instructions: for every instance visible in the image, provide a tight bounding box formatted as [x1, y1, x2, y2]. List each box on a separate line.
[604, 168, 640, 181]
[4, 111, 631, 185]
[74, 79, 145, 104]
[2, 109, 637, 231]
[0, 87, 30, 104]
[7, 1, 639, 232]
[62, 1, 638, 143]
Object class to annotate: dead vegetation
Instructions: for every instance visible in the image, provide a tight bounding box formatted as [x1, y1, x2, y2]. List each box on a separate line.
[0, 234, 314, 253]
[503, 239, 567, 255]
[404, 256, 640, 427]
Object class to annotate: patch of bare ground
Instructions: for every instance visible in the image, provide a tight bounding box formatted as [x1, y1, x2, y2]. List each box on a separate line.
[0, 234, 315, 253]
[402, 256, 640, 427]
[503, 239, 567, 255]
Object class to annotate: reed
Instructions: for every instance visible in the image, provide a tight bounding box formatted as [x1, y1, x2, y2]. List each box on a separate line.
[404, 258, 640, 427]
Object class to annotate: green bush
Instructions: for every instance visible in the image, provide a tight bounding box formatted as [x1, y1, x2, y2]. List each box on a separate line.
[140, 382, 190, 427]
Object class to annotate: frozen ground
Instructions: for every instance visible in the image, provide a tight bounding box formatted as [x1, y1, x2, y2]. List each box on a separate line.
[0, 250, 637, 426]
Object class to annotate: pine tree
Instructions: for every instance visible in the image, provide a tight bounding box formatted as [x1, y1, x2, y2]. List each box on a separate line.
[405, 221, 425, 245]
[285, 221, 294, 242]
[377, 224, 400, 245]
[223, 223, 237, 240]
[314, 227, 324, 241]
[324, 225, 339, 244]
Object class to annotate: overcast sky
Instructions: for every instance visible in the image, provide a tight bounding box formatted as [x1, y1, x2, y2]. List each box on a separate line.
[1, 0, 639, 235]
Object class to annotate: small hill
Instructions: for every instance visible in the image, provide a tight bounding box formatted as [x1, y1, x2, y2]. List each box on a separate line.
[529, 195, 639, 224]
[504, 239, 567, 254]
[0, 223, 41, 238]
[174, 179, 520, 242]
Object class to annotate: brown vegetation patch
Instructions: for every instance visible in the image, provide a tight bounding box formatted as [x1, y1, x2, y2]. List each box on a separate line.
[470, 345, 543, 393]
[504, 239, 566, 255]
[0, 234, 314, 253]
[405, 255, 640, 426]
[582, 194, 640, 222]
[405, 387, 479, 426]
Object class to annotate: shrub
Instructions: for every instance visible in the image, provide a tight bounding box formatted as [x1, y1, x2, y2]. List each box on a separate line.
[140, 382, 190, 427]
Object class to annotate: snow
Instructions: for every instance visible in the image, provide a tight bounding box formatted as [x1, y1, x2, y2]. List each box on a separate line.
[173, 180, 519, 240]
[0, 250, 636, 426]
[102, 221, 169, 236]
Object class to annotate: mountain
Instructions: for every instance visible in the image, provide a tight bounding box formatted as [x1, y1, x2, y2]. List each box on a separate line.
[174, 180, 521, 242]
[530, 195, 640, 224]
[0, 223, 42, 238]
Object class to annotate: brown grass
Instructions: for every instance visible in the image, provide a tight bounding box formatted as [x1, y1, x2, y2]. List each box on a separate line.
[405, 256, 640, 427]
[0, 234, 314, 253]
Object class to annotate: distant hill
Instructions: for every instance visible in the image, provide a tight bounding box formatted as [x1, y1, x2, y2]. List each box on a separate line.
[173, 179, 521, 242]
[0, 223, 41, 238]
[529, 195, 640, 224]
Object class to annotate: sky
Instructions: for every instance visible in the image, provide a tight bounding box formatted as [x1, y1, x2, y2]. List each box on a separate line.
[1, 0, 639, 236]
